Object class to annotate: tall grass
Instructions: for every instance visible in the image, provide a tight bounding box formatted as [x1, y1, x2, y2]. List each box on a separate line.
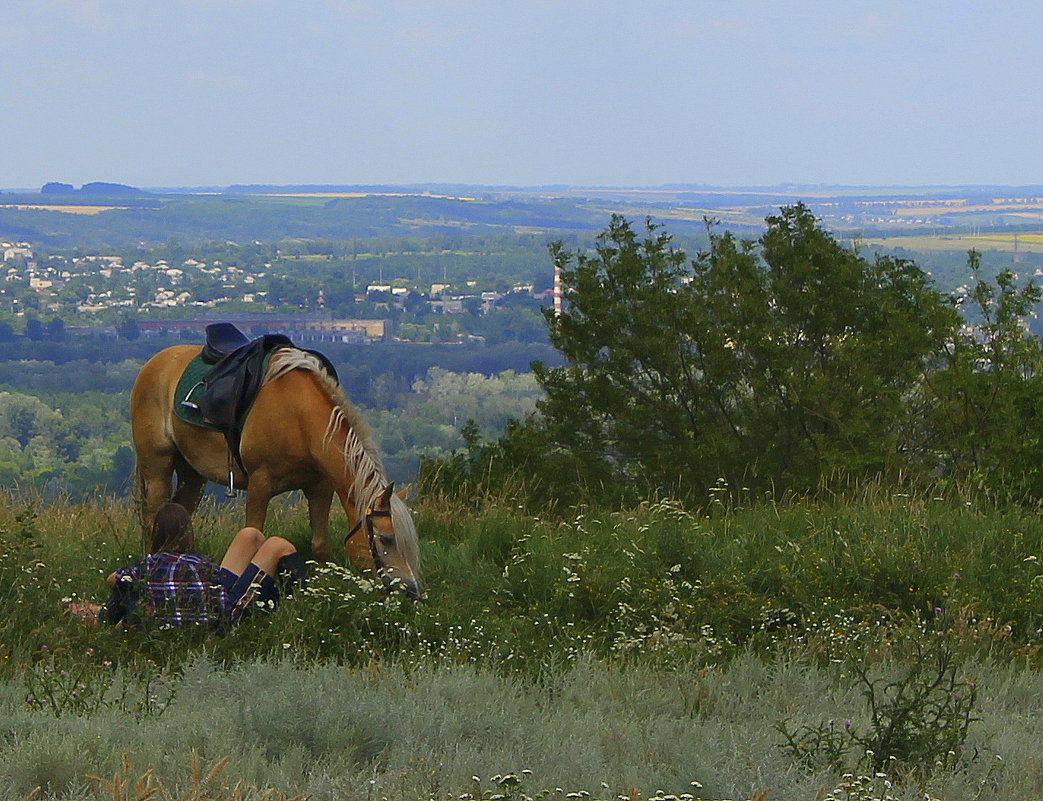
[5, 485, 1043, 669]
[1, 487, 1043, 798]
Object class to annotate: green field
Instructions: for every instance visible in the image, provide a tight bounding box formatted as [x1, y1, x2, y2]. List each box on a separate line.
[866, 232, 1043, 254]
[2, 487, 1043, 799]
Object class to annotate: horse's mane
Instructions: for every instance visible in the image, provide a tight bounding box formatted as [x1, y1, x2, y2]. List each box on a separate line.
[264, 348, 385, 518]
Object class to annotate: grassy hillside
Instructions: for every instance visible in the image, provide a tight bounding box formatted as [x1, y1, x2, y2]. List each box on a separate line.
[1, 488, 1042, 799]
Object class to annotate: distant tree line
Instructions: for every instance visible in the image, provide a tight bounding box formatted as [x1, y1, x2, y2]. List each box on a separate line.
[0, 194, 639, 249]
[0, 338, 560, 497]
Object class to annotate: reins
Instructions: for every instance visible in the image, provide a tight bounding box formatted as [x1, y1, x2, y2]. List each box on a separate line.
[343, 507, 392, 571]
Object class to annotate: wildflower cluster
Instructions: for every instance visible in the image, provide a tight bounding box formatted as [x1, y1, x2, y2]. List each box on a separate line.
[758, 602, 893, 662]
[287, 560, 416, 656]
[821, 772, 902, 801]
[455, 773, 715, 801]
[608, 566, 717, 656]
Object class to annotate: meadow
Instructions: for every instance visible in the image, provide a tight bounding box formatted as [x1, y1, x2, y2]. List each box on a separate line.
[2, 486, 1043, 800]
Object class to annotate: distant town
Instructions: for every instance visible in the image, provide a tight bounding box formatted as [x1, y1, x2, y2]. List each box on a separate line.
[8, 183, 1043, 347]
[0, 238, 552, 345]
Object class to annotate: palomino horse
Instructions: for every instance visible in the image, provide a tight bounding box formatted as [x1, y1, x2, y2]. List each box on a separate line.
[130, 345, 423, 598]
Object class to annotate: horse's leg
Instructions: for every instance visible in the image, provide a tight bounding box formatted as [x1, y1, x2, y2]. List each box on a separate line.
[304, 479, 334, 562]
[171, 454, 207, 517]
[137, 452, 175, 535]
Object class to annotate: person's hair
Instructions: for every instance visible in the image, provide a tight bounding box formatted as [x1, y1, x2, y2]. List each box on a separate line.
[150, 503, 195, 553]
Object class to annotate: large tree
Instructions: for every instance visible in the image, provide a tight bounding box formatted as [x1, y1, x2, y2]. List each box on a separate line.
[922, 253, 1043, 496]
[533, 205, 961, 497]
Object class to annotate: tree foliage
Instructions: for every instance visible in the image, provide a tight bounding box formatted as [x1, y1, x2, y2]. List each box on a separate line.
[417, 207, 1043, 509]
[922, 252, 1043, 496]
[531, 205, 961, 498]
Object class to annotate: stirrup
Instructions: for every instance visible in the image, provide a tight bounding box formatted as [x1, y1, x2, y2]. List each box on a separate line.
[180, 381, 204, 410]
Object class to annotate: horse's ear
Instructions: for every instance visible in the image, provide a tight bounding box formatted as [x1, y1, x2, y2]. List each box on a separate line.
[377, 482, 395, 508]
[396, 483, 412, 501]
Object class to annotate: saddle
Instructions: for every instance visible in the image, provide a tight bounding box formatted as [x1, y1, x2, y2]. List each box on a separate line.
[176, 323, 339, 475]
[200, 322, 250, 365]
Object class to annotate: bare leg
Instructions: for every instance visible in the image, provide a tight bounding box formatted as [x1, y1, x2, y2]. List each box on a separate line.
[220, 528, 298, 577]
[66, 601, 102, 625]
[248, 536, 298, 575]
[220, 527, 265, 575]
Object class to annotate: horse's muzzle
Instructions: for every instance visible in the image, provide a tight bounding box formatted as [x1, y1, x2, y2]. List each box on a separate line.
[383, 574, 424, 600]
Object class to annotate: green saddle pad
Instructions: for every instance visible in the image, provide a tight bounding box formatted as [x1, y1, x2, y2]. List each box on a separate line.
[173, 354, 223, 431]
[172, 352, 276, 432]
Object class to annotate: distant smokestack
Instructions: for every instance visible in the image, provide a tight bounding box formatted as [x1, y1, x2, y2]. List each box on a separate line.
[553, 261, 563, 317]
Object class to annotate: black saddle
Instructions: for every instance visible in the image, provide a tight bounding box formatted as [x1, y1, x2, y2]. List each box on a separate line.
[201, 322, 250, 364]
[188, 324, 340, 474]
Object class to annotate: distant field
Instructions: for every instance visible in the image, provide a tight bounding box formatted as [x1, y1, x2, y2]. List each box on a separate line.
[590, 204, 766, 228]
[893, 202, 1043, 217]
[259, 191, 479, 201]
[865, 232, 1043, 254]
[0, 204, 126, 215]
[972, 232, 1043, 246]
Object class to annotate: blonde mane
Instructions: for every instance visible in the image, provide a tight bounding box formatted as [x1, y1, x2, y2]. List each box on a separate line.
[265, 348, 386, 518]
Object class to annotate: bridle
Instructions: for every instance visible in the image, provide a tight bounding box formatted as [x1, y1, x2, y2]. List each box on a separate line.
[343, 507, 392, 571]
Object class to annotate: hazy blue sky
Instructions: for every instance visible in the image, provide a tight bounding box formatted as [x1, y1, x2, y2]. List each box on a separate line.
[4, 0, 1042, 189]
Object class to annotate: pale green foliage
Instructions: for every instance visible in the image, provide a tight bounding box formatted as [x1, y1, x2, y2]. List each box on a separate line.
[368, 367, 544, 475]
[0, 389, 131, 490]
[0, 391, 62, 446]
[411, 366, 541, 432]
[0, 655, 1032, 801]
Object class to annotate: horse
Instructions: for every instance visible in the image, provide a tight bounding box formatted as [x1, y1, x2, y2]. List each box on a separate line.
[130, 344, 423, 599]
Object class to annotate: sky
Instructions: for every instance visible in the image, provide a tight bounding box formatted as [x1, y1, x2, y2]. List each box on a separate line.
[3, 0, 1043, 190]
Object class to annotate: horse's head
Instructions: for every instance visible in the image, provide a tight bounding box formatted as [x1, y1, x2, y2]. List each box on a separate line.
[344, 483, 424, 599]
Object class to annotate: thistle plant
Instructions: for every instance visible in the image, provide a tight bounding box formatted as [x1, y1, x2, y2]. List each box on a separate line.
[23, 647, 177, 719]
[777, 622, 980, 777]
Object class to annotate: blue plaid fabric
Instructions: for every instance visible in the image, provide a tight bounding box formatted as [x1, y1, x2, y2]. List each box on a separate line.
[111, 552, 228, 628]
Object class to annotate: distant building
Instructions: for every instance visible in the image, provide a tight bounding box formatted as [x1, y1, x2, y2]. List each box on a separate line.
[132, 316, 391, 343]
[3, 245, 33, 261]
[430, 298, 465, 314]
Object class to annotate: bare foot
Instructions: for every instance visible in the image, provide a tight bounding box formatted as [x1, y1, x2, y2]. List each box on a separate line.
[65, 601, 102, 625]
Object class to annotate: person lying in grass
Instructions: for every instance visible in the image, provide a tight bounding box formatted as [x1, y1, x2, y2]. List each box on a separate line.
[68, 502, 306, 629]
